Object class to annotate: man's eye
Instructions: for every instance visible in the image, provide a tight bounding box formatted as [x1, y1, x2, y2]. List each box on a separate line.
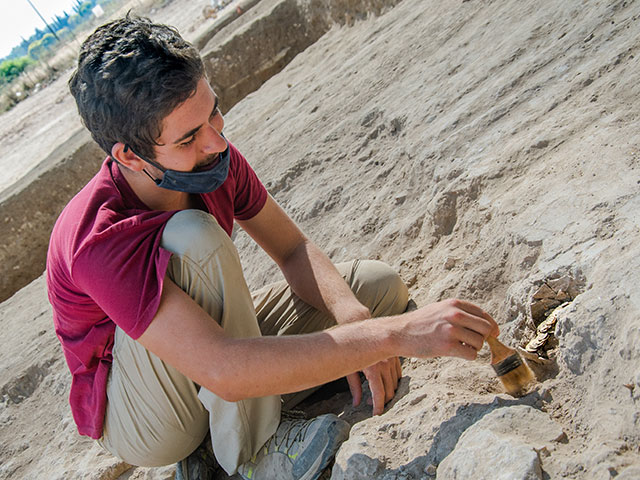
[180, 137, 196, 148]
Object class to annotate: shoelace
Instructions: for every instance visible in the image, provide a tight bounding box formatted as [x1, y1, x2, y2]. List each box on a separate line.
[266, 411, 314, 455]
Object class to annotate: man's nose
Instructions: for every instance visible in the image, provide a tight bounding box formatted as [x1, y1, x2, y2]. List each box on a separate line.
[201, 124, 227, 153]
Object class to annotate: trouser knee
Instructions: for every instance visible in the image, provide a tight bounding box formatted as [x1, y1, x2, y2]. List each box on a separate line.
[350, 259, 408, 317]
[161, 209, 231, 260]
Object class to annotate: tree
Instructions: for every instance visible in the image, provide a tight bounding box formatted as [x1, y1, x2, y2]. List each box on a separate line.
[27, 39, 45, 60]
[57, 27, 72, 41]
[40, 33, 57, 49]
[6, 37, 30, 60]
[0, 57, 35, 85]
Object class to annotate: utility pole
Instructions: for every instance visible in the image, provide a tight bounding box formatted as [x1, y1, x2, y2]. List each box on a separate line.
[25, 0, 60, 41]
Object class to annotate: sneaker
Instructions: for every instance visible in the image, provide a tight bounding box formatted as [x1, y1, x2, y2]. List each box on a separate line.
[237, 412, 350, 480]
[175, 435, 219, 480]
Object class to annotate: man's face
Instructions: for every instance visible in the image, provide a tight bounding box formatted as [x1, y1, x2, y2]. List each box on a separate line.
[152, 77, 226, 174]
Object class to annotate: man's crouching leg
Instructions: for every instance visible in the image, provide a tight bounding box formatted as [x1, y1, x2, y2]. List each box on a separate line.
[342, 259, 409, 318]
[253, 259, 408, 340]
[162, 211, 350, 480]
[99, 210, 280, 475]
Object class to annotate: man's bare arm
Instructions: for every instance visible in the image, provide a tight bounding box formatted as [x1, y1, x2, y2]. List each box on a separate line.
[136, 274, 498, 403]
[237, 195, 369, 324]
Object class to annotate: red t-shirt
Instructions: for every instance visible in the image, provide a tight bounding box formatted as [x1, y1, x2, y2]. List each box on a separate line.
[46, 142, 267, 439]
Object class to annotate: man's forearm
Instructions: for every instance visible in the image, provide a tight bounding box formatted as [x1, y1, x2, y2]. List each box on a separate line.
[279, 237, 370, 324]
[212, 315, 396, 402]
[206, 298, 498, 402]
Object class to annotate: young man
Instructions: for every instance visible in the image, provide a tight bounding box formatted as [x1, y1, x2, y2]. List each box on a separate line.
[46, 15, 498, 480]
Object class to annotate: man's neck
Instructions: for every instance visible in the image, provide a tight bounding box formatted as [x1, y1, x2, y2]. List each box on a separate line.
[119, 163, 192, 211]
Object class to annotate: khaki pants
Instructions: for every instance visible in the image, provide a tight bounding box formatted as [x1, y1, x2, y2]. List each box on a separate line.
[98, 210, 408, 475]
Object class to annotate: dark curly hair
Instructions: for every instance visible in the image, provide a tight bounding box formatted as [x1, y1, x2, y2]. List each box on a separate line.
[69, 14, 204, 160]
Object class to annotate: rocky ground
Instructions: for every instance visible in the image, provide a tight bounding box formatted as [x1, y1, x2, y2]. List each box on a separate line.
[1, 0, 639, 479]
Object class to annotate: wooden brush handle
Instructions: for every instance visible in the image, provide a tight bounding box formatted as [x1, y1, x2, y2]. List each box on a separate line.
[486, 336, 515, 364]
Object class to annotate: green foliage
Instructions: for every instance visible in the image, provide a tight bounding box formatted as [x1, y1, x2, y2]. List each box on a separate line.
[0, 56, 35, 85]
[57, 27, 71, 41]
[41, 33, 57, 49]
[6, 37, 30, 60]
[28, 39, 45, 60]
[26, 32, 59, 60]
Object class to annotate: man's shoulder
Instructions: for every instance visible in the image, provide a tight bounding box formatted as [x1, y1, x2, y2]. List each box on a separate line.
[51, 159, 121, 247]
[49, 158, 172, 271]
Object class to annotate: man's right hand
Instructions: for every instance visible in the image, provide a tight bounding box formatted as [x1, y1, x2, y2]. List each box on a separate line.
[391, 298, 500, 360]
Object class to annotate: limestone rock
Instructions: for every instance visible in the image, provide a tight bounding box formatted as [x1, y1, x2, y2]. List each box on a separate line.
[438, 429, 542, 480]
[436, 406, 565, 480]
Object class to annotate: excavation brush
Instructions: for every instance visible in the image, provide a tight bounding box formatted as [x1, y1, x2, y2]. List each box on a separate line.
[486, 336, 535, 396]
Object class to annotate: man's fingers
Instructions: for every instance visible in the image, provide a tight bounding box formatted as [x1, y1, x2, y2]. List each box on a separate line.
[388, 357, 400, 392]
[456, 299, 500, 336]
[368, 373, 386, 415]
[448, 298, 492, 320]
[365, 358, 403, 412]
[380, 361, 396, 403]
[346, 372, 362, 407]
[445, 300, 498, 338]
[390, 359, 399, 392]
[456, 327, 485, 352]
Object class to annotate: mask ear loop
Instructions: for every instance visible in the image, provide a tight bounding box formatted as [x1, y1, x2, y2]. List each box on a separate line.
[124, 144, 163, 186]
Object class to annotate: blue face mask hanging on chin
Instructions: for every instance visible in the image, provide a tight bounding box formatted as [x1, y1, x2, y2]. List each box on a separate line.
[123, 139, 231, 194]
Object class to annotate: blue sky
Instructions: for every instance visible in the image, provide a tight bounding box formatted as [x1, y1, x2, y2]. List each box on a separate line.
[0, 0, 79, 59]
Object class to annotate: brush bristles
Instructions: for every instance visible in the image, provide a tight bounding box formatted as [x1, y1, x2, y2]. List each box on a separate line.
[493, 353, 535, 396]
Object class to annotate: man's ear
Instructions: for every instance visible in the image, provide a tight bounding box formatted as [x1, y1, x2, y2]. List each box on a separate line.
[111, 142, 146, 171]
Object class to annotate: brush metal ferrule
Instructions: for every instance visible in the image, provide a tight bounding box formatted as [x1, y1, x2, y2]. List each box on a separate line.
[492, 353, 522, 376]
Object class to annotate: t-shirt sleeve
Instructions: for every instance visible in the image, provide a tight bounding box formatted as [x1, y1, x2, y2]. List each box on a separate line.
[230, 144, 268, 220]
[70, 219, 173, 339]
